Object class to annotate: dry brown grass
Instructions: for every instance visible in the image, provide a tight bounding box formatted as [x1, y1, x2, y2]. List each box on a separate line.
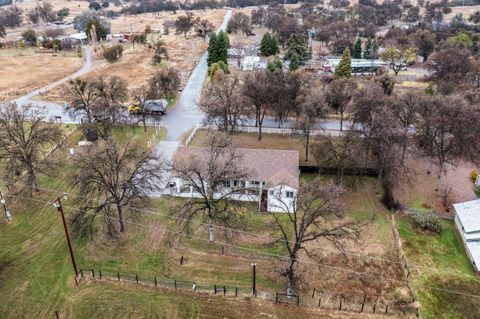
[0, 48, 82, 100]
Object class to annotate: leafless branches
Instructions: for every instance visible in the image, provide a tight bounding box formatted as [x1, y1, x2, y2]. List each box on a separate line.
[0, 104, 64, 196]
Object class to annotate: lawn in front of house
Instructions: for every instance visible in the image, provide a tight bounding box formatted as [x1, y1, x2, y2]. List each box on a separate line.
[0, 123, 411, 318]
[397, 216, 480, 319]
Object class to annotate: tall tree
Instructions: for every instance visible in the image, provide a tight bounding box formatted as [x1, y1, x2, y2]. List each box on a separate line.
[0, 104, 64, 195]
[269, 178, 360, 295]
[380, 46, 417, 76]
[226, 12, 252, 35]
[335, 47, 352, 77]
[63, 78, 101, 123]
[201, 71, 249, 133]
[294, 82, 326, 161]
[415, 95, 479, 191]
[71, 139, 165, 237]
[195, 18, 214, 42]
[243, 70, 273, 140]
[172, 133, 251, 241]
[175, 12, 195, 38]
[325, 78, 357, 131]
[260, 32, 279, 56]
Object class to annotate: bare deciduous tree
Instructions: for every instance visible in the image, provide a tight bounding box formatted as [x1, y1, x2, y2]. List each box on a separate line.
[326, 78, 357, 131]
[201, 71, 250, 133]
[0, 104, 64, 195]
[171, 132, 252, 241]
[269, 178, 361, 295]
[243, 70, 273, 140]
[63, 78, 101, 123]
[313, 131, 361, 186]
[294, 83, 327, 162]
[70, 138, 165, 237]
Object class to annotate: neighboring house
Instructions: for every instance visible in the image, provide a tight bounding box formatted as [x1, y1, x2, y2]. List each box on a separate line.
[168, 147, 300, 213]
[323, 58, 388, 75]
[453, 199, 480, 272]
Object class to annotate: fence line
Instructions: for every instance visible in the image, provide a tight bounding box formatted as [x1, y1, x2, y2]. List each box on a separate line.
[76, 267, 419, 317]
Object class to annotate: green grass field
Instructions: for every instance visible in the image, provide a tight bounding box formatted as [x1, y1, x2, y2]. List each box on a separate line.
[0, 127, 427, 318]
[397, 217, 480, 319]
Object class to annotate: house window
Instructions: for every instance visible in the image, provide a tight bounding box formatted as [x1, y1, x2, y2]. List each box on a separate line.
[285, 191, 294, 198]
[233, 180, 239, 187]
[225, 181, 231, 187]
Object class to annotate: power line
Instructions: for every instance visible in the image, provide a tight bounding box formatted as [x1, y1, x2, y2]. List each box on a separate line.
[17, 185, 480, 281]
[7, 193, 480, 300]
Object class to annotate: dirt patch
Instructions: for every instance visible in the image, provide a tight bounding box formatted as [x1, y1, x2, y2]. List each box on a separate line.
[396, 157, 476, 212]
[0, 48, 82, 100]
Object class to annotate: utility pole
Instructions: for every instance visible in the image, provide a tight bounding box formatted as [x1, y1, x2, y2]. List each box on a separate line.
[50, 193, 78, 277]
[0, 189, 12, 222]
[251, 263, 257, 297]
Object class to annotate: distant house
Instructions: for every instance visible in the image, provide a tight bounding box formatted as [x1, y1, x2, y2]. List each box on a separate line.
[168, 147, 300, 213]
[453, 199, 480, 272]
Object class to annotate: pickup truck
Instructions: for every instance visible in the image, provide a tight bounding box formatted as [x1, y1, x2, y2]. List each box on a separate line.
[128, 99, 168, 115]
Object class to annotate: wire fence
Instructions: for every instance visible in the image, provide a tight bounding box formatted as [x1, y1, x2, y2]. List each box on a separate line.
[77, 267, 419, 317]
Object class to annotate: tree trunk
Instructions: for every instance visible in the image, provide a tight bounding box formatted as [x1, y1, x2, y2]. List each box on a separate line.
[142, 113, 147, 133]
[286, 257, 296, 297]
[435, 163, 443, 192]
[258, 123, 262, 140]
[117, 205, 125, 232]
[27, 169, 39, 195]
[340, 112, 344, 131]
[427, 156, 433, 174]
[305, 133, 310, 162]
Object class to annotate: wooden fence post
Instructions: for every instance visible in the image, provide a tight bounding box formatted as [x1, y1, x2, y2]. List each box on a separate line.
[117, 272, 120, 281]
[180, 256, 184, 265]
[174, 280, 177, 290]
[373, 304, 376, 314]
[318, 297, 321, 307]
[223, 286, 226, 296]
[339, 298, 342, 311]
[135, 274, 138, 284]
[80, 269, 83, 278]
[275, 292, 278, 304]
[361, 303, 365, 312]
[92, 269, 95, 278]
[312, 288, 316, 298]
[385, 305, 388, 314]
[154, 277, 157, 287]
[235, 287, 238, 297]
[214, 284, 217, 294]
[99, 270, 102, 279]
[296, 295, 300, 306]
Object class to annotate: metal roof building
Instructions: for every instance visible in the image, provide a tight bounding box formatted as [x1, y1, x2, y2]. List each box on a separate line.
[453, 199, 480, 271]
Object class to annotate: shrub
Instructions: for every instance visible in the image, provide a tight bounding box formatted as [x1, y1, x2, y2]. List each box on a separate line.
[22, 29, 37, 45]
[470, 169, 478, 183]
[103, 45, 123, 63]
[412, 213, 442, 234]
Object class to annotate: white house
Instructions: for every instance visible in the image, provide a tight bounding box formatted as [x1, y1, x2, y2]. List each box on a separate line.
[168, 147, 300, 213]
[453, 199, 480, 272]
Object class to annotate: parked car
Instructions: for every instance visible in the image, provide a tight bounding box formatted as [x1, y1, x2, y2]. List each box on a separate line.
[128, 99, 168, 115]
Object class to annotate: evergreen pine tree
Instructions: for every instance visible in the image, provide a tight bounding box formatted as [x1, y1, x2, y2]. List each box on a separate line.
[217, 31, 229, 64]
[335, 47, 352, 77]
[267, 56, 282, 72]
[260, 33, 272, 56]
[207, 33, 218, 66]
[353, 38, 362, 59]
[289, 53, 300, 71]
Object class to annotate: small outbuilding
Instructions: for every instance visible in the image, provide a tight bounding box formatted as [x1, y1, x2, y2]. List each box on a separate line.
[453, 199, 480, 272]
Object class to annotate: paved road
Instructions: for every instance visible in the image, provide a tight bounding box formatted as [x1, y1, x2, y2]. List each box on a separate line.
[154, 9, 233, 163]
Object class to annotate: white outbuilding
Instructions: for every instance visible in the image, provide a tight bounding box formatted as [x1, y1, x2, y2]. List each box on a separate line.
[453, 199, 480, 272]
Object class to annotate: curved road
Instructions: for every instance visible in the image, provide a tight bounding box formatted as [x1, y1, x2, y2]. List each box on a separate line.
[14, 46, 94, 123]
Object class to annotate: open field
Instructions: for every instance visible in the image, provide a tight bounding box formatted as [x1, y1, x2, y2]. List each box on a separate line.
[0, 48, 82, 100]
[397, 216, 480, 319]
[0, 125, 414, 318]
[42, 9, 227, 104]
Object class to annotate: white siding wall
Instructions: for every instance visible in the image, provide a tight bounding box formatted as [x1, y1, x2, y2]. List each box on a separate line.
[267, 185, 297, 213]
